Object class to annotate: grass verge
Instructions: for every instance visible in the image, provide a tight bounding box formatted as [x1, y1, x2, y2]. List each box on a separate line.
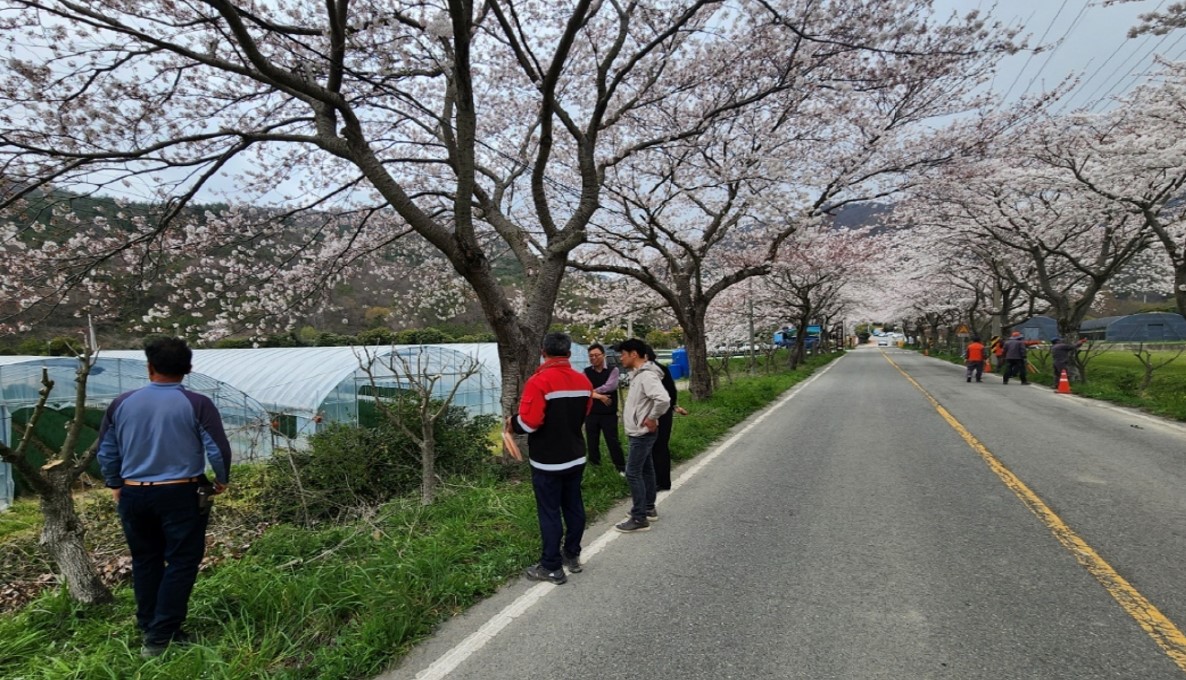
[0, 352, 839, 680]
[919, 346, 1186, 422]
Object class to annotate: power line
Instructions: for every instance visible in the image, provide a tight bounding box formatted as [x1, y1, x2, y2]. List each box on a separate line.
[1000, 3, 1067, 103]
[1062, 0, 1168, 111]
[1089, 22, 1184, 111]
[1020, 0, 1093, 98]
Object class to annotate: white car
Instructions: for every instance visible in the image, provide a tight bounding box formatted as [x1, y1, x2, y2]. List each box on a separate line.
[876, 337, 890, 346]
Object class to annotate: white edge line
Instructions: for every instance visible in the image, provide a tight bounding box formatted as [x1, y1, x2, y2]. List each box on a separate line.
[412, 355, 845, 679]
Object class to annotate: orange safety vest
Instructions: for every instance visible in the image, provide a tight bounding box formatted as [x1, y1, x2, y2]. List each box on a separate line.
[967, 342, 986, 362]
[990, 337, 1004, 357]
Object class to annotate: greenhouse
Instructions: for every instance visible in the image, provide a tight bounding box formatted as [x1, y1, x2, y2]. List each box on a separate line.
[1, 342, 591, 509]
[105, 344, 507, 439]
[1079, 312, 1186, 342]
[0, 355, 274, 510]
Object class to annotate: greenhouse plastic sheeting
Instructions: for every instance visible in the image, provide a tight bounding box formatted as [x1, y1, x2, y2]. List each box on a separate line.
[104, 345, 503, 440]
[0, 355, 276, 468]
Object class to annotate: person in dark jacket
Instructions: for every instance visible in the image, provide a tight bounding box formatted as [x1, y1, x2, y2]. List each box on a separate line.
[1002, 331, 1030, 385]
[509, 332, 593, 584]
[583, 343, 625, 473]
[97, 337, 231, 658]
[646, 348, 688, 491]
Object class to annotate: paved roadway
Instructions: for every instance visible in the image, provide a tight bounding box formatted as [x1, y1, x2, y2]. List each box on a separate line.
[389, 347, 1186, 679]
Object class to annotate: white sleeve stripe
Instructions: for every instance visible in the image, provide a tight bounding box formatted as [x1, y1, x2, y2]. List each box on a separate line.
[544, 390, 592, 400]
[516, 415, 537, 433]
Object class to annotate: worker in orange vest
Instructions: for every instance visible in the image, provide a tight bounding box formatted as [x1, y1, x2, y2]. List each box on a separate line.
[965, 335, 987, 383]
[989, 335, 1004, 372]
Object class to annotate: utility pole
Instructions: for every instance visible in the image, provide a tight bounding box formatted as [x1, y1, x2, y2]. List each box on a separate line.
[991, 276, 1002, 340]
[747, 279, 756, 372]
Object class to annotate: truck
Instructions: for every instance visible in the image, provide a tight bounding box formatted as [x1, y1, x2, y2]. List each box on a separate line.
[773, 325, 821, 350]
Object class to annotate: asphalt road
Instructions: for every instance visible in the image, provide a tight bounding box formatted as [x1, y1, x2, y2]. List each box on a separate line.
[388, 348, 1186, 680]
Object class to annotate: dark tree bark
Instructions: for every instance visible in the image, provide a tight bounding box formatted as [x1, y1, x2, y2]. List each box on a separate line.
[0, 358, 112, 606]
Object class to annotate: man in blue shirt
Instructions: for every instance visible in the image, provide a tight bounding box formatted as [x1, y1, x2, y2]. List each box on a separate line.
[98, 337, 231, 658]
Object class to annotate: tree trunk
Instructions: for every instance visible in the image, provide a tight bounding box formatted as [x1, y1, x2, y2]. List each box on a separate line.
[420, 423, 436, 506]
[1175, 267, 1186, 321]
[684, 330, 713, 401]
[39, 479, 112, 605]
[1052, 310, 1089, 382]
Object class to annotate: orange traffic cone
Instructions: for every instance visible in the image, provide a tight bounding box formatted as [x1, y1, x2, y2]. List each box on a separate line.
[1057, 369, 1071, 394]
[984, 360, 992, 373]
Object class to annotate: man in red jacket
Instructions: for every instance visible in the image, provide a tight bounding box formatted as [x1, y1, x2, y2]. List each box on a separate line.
[508, 332, 594, 584]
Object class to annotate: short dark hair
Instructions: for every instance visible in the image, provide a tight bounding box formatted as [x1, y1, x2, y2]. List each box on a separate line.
[588, 342, 605, 354]
[614, 338, 649, 357]
[144, 336, 193, 376]
[542, 332, 572, 358]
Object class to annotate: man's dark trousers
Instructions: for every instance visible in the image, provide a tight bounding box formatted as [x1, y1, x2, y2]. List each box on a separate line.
[531, 466, 586, 571]
[585, 413, 625, 471]
[1004, 359, 1028, 384]
[625, 432, 658, 521]
[117, 483, 209, 645]
[653, 412, 674, 490]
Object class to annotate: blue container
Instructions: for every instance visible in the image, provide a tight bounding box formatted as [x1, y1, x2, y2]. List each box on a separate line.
[671, 347, 689, 380]
[671, 348, 688, 369]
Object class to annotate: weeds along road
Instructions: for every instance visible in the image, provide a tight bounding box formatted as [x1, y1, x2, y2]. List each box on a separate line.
[390, 348, 1186, 680]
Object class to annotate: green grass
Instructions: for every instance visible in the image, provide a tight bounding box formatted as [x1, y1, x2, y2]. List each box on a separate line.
[0, 352, 839, 679]
[0, 498, 41, 543]
[922, 346, 1186, 422]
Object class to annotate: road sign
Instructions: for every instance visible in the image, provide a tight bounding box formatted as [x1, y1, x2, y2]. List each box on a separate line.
[956, 324, 970, 338]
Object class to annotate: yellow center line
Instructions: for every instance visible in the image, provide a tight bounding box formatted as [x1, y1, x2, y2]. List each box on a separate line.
[882, 351, 1186, 673]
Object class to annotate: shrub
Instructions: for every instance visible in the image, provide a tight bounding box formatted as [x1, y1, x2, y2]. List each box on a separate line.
[260, 402, 496, 522]
[357, 327, 396, 346]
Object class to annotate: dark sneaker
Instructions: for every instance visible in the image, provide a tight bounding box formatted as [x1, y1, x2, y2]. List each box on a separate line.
[140, 631, 194, 659]
[615, 517, 651, 533]
[561, 550, 582, 573]
[524, 563, 566, 584]
[171, 630, 194, 645]
[140, 642, 169, 659]
[623, 509, 659, 523]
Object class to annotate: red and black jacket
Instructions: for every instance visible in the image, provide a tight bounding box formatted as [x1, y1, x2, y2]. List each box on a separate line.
[512, 358, 593, 473]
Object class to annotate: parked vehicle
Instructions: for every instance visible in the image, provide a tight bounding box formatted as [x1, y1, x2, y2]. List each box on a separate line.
[773, 325, 821, 350]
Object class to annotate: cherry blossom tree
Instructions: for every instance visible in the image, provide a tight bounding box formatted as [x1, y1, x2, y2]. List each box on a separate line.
[1106, 0, 1186, 37]
[756, 227, 875, 368]
[901, 127, 1152, 378]
[0, 0, 808, 418]
[1029, 63, 1186, 319]
[0, 333, 112, 605]
[570, 3, 1023, 398]
[883, 212, 1043, 346]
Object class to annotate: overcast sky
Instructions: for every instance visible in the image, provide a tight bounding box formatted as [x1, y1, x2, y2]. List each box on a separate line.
[933, 0, 1183, 110]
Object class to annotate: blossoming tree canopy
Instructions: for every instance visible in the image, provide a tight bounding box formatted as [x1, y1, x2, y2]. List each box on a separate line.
[0, 0, 843, 414]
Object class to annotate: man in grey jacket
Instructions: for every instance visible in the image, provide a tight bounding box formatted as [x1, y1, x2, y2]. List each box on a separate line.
[614, 338, 671, 533]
